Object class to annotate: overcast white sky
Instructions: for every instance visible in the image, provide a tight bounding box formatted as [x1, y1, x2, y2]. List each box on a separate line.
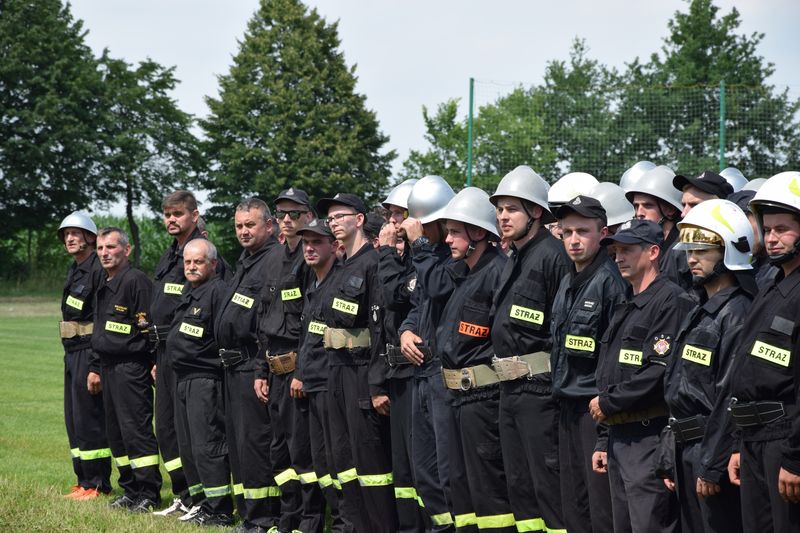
[68, 0, 799, 181]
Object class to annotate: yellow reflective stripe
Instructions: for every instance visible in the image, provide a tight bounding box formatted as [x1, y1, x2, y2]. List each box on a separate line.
[204, 484, 233, 498]
[477, 513, 515, 529]
[163, 456, 183, 472]
[275, 468, 299, 486]
[70, 447, 80, 458]
[545, 528, 567, 533]
[79, 447, 112, 461]
[233, 483, 244, 495]
[332, 478, 342, 490]
[516, 517, 545, 532]
[431, 512, 454, 525]
[317, 474, 333, 488]
[338, 468, 358, 484]
[394, 486, 418, 499]
[417, 495, 425, 508]
[359, 472, 393, 487]
[114, 455, 130, 467]
[243, 486, 281, 499]
[188, 483, 204, 496]
[455, 513, 477, 527]
[129, 455, 160, 469]
[298, 471, 318, 484]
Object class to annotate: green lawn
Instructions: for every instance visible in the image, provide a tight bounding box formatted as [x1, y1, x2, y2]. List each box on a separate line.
[0, 296, 223, 531]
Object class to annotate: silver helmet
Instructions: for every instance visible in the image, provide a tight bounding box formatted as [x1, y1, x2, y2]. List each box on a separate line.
[624, 164, 683, 213]
[548, 172, 600, 207]
[720, 167, 748, 192]
[407, 175, 455, 224]
[382, 178, 418, 209]
[490, 165, 554, 223]
[443, 187, 500, 239]
[619, 161, 656, 192]
[58, 212, 97, 243]
[587, 182, 635, 227]
[742, 177, 767, 192]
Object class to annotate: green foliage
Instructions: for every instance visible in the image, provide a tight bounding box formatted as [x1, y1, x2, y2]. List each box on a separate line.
[201, 0, 395, 216]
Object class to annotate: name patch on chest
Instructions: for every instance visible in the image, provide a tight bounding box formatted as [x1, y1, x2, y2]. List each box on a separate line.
[308, 321, 327, 335]
[750, 340, 791, 368]
[618, 349, 643, 366]
[458, 321, 490, 338]
[332, 298, 358, 315]
[179, 322, 203, 338]
[66, 295, 84, 310]
[105, 321, 132, 335]
[565, 335, 595, 352]
[281, 287, 302, 301]
[681, 344, 712, 367]
[163, 283, 183, 296]
[509, 305, 544, 325]
[231, 292, 254, 309]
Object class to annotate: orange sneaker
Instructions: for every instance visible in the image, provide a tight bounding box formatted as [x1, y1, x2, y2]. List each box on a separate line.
[75, 488, 103, 501]
[64, 486, 86, 499]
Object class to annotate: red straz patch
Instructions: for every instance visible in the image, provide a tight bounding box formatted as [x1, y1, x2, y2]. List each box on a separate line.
[458, 321, 490, 338]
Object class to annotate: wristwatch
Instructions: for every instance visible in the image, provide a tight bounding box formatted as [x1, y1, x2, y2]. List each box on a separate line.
[411, 236, 430, 249]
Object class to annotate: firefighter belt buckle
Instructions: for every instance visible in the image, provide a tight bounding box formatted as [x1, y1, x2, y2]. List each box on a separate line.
[460, 368, 473, 391]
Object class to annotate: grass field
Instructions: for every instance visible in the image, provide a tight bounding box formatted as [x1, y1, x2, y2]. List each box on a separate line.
[0, 296, 225, 531]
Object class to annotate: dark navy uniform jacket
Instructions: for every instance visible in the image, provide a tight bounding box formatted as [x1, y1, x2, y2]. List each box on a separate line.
[296, 265, 338, 393]
[61, 251, 105, 371]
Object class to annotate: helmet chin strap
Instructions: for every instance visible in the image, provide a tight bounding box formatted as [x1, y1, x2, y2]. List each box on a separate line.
[465, 226, 477, 258]
[768, 236, 800, 266]
[692, 261, 728, 289]
[510, 202, 536, 242]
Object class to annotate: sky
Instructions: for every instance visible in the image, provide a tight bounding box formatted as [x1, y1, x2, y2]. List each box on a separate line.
[67, 0, 799, 184]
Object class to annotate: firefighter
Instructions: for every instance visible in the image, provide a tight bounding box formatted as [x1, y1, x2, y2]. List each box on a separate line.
[660, 199, 755, 533]
[727, 189, 778, 288]
[489, 165, 570, 532]
[57, 212, 111, 500]
[589, 219, 694, 532]
[438, 187, 513, 532]
[551, 196, 627, 533]
[728, 172, 800, 532]
[317, 192, 397, 533]
[92, 227, 162, 512]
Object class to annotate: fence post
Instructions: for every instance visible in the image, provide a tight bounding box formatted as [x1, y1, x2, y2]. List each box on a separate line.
[719, 79, 726, 171]
[466, 77, 474, 187]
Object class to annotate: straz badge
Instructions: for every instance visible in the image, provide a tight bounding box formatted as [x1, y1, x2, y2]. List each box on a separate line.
[231, 292, 254, 309]
[618, 349, 643, 366]
[332, 298, 358, 315]
[750, 340, 791, 367]
[179, 322, 204, 338]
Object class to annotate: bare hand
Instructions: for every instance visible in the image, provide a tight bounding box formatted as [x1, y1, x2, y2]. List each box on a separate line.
[696, 478, 720, 498]
[378, 221, 398, 247]
[400, 218, 424, 244]
[589, 396, 607, 423]
[87, 372, 102, 395]
[151, 364, 157, 381]
[728, 453, 741, 486]
[254, 378, 269, 403]
[663, 478, 676, 492]
[778, 467, 800, 503]
[372, 394, 391, 416]
[592, 451, 608, 474]
[400, 331, 425, 365]
[290, 378, 306, 399]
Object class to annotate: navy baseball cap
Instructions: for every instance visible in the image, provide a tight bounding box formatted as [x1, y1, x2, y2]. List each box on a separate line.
[727, 190, 756, 213]
[555, 195, 607, 226]
[316, 193, 367, 215]
[297, 218, 334, 238]
[673, 171, 733, 198]
[600, 219, 663, 246]
[274, 187, 311, 207]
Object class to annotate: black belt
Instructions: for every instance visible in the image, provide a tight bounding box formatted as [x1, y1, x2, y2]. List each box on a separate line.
[668, 415, 705, 443]
[219, 344, 258, 368]
[148, 325, 171, 345]
[730, 399, 785, 428]
[383, 343, 432, 367]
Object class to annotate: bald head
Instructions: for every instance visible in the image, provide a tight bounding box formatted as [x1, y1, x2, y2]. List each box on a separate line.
[184, 239, 218, 287]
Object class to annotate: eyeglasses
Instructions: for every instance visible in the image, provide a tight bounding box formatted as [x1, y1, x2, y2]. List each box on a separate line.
[324, 213, 357, 226]
[275, 209, 309, 221]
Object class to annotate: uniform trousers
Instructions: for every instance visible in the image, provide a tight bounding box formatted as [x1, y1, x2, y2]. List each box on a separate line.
[64, 348, 111, 492]
[558, 398, 612, 533]
[269, 371, 301, 532]
[448, 385, 514, 533]
[174, 376, 233, 516]
[740, 438, 800, 533]
[155, 345, 190, 504]
[674, 439, 742, 533]
[412, 371, 454, 531]
[224, 366, 280, 528]
[327, 362, 397, 533]
[388, 376, 426, 533]
[607, 418, 678, 533]
[290, 392, 327, 533]
[499, 385, 565, 533]
[102, 359, 162, 502]
[308, 390, 349, 533]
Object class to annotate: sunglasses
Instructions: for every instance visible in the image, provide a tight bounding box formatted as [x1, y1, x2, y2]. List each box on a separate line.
[275, 209, 309, 221]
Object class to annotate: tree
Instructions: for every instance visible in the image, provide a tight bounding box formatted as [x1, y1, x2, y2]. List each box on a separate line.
[200, 0, 394, 216]
[0, 0, 103, 241]
[94, 53, 201, 267]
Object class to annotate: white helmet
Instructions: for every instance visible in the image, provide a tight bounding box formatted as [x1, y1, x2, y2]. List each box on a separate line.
[407, 175, 455, 224]
[58, 212, 97, 243]
[624, 165, 683, 213]
[748, 172, 800, 263]
[548, 172, 599, 207]
[587, 182, 635, 227]
[382, 179, 418, 209]
[619, 161, 656, 192]
[742, 178, 767, 192]
[490, 165, 554, 223]
[443, 187, 500, 239]
[675, 199, 753, 270]
[720, 167, 748, 192]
